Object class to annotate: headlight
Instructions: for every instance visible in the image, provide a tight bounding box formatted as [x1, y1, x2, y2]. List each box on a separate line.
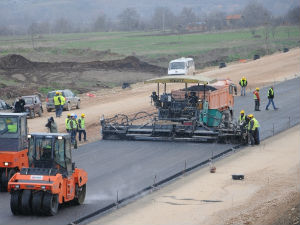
[27, 134, 31, 138]
[15, 185, 20, 189]
[57, 136, 62, 140]
[41, 186, 46, 190]
[4, 162, 9, 166]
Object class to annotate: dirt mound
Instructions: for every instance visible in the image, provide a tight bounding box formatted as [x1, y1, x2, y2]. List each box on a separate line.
[0, 54, 33, 69]
[0, 54, 165, 74]
[89, 56, 165, 73]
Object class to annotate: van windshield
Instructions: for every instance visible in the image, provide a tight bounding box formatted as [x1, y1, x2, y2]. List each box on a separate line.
[169, 62, 185, 70]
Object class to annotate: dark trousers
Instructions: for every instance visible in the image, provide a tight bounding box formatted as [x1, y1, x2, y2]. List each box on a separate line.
[71, 129, 77, 144]
[78, 130, 86, 141]
[55, 105, 60, 117]
[250, 128, 260, 145]
[254, 100, 260, 111]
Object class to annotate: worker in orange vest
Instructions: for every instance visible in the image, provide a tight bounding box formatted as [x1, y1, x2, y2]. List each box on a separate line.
[253, 87, 260, 111]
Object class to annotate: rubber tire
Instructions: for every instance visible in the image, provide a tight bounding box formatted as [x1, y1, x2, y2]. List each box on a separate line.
[42, 192, 59, 216]
[30, 110, 35, 119]
[74, 184, 86, 205]
[76, 101, 80, 109]
[32, 191, 44, 215]
[1, 171, 8, 192]
[66, 103, 71, 111]
[11, 191, 22, 215]
[21, 189, 32, 215]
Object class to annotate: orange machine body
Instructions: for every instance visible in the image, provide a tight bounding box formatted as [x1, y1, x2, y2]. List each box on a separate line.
[0, 149, 29, 172]
[171, 79, 235, 111]
[8, 168, 87, 204]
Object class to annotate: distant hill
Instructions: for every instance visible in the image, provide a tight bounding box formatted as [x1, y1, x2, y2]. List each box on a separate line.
[0, 0, 298, 27]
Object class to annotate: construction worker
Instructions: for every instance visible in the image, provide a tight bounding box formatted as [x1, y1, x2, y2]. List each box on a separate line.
[253, 87, 260, 111]
[238, 110, 246, 124]
[6, 119, 17, 133]
[14, 96, 25, 113]
[70, 114, 78, 147]
[45, 117, 58, 133]
[239, 76, 248, 96]
[65, 113, 71, 133]
[59, 92, 65, 117]
[53, 91, 62, 118]
[266, 86, 278, 110]
[247, 114, 260, 146]
[78, 113, 87, 142]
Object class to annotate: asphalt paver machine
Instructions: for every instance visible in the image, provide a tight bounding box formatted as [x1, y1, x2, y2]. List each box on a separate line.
[101, 75, 245, 143]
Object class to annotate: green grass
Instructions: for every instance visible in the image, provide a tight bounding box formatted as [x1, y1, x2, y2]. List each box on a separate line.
[0, 26, 299, 62]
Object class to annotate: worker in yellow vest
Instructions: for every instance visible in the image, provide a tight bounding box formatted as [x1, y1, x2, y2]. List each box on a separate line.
[238, 110, 246, 125]
[247, 114, 260, 146]
[6, 119, 17, 133]
[65, 113, 71, 133]
[53, 91, 62, 118]
[239, 76, 247, 96]
[59, 92, 65, 117]
[78, 113, 87, 142]
[70, 114, 78, 147]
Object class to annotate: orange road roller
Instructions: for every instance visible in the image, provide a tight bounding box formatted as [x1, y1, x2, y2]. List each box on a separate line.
[0, 113, 29, 192]
[8, 133, 88, 216]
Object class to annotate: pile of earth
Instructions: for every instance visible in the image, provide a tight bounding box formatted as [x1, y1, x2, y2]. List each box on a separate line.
[0, 54, 33, 69]
[0, 84, 38, 99]
[0, 54, 166, 74]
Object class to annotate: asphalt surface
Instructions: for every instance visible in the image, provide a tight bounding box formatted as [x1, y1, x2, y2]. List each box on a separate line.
[0, 77, 299, 225]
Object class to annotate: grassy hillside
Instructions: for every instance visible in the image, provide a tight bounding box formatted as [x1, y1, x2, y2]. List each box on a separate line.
[0, 26, 299, 68]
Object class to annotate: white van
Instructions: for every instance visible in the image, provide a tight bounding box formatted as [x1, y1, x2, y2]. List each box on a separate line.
[168, 57, 195, 75]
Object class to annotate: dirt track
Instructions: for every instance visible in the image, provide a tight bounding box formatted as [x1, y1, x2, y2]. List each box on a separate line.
[26, 48, 300, 143]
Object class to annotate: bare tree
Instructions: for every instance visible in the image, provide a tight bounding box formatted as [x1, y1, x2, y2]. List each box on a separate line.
[285, 6, 300, 25]
[93, 14, 107, 32]
[242, 2, 271, 28]
[179, 7, 197, 26]
[206, 11, 226, 31]
[52, 18, 74, 33]
[118, 8, 140, 31]
[151, 7, 177, 31]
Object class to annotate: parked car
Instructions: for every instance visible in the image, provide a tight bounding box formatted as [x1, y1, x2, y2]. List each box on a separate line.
[22, 95, 43, 118]
[46, 89, 80, 112]
[0, 99, 13, 112]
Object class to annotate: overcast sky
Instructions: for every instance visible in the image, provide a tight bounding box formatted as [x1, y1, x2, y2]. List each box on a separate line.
[0, 0, 298, 27]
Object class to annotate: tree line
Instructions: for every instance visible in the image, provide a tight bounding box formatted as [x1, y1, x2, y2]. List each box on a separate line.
[0, 2, 299, 36]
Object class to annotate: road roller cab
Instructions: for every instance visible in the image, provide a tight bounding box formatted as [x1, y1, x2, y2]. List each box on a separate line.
[0, 113, 29, 192]
[8, 133, 88, 216]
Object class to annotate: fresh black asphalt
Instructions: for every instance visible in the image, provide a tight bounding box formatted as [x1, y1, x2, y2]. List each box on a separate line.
[0, 77, 299, 225]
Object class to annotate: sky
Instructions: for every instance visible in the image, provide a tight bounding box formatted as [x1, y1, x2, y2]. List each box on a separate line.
[0, 0, 298, 28]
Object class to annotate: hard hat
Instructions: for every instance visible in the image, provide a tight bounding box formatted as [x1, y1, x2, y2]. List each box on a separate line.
[240, 110, 245, 114]
[242, 76, 245, 79]
[56, 91, 59, 94]
[6, 119, 12, 123]
[248, 114, 254, 118]
[74, 114, 77, 119]
[81, 113, 85, 117]
[67, 113, 71, 117]
[71, 113, 75, 117]
[256, 87, 259, 91]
